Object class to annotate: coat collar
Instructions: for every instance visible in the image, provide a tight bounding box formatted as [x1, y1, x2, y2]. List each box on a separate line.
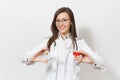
[58, 33, 72, 40]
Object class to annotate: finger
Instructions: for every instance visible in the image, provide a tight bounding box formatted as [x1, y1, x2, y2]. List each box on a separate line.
[41, 47, 48, 53]
[74, 58, 82, 64]
[33, 58, 48, 63]
[81, 57, 93, 63]
[36, 48, 48, 56]
[74, 56, 82, 63]
[78, 58, 82, 64]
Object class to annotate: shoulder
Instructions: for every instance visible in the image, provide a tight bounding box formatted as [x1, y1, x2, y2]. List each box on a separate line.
[75, 38, 88, 46]
[76, 37, 85, 42]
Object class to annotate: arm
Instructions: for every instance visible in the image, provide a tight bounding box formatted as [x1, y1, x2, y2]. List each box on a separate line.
[22, 38, 49, 65]
[77, 39, 106, 71]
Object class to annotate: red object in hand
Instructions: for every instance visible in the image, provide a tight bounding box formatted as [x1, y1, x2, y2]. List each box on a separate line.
[73, 52, 81, 56]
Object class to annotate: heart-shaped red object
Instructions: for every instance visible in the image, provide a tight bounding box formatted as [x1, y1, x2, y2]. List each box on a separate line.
[73, 52, 81, 56]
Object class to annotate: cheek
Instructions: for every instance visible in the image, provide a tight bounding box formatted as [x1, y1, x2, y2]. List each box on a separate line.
[66, 24, 71, 30]
[56, 26, 59, 30]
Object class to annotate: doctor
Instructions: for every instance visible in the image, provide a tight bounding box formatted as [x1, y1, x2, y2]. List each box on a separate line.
[23, 7, 106, 80]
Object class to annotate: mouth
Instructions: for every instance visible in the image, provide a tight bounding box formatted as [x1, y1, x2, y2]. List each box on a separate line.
[59, 26, 66, 30]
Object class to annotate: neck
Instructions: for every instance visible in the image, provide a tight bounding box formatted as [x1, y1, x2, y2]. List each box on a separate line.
[60, 32, 70, 39]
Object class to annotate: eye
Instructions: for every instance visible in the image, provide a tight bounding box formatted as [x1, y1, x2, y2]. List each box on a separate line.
[56, 20, 60, 22]
[63, 19, 67, 21]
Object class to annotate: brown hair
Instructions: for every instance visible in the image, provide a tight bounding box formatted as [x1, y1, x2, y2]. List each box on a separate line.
[47, 7, 77, 50]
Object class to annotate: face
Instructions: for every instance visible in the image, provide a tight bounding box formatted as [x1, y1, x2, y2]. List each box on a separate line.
[55, 12, 71, 36]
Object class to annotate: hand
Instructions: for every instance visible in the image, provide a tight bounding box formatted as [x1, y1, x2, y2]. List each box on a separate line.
[74, 50, 94, 64]
[30, 47, 49, 63]
[80, 50, 94, 64]
[73, 51, 82, 63]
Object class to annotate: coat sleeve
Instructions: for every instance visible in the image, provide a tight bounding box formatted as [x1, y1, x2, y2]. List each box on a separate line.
[22, 38, 49, 65]
[79, 39, 106, 71]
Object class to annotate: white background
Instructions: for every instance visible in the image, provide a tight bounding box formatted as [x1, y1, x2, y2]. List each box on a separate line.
[0, 0, 120, 80]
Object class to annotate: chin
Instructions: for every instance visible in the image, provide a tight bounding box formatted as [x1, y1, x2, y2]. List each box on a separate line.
[59, 31, 66, 34]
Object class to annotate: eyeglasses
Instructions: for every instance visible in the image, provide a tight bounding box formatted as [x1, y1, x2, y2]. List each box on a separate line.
[55, 19, 70, 24]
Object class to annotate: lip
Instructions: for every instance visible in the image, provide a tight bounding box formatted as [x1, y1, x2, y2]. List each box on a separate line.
[59, 26, 66, 30]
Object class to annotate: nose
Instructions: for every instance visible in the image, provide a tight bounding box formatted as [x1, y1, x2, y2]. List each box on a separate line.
[59, 21, 63, 26]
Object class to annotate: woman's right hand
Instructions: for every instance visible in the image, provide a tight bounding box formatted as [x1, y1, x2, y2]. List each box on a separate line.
[30, 47, 49, 63]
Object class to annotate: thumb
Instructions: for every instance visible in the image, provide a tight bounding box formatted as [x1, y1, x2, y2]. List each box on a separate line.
[40, 47, 48, 53]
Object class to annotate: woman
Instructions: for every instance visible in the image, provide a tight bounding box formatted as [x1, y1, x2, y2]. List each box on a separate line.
[23, 7, 106, 80]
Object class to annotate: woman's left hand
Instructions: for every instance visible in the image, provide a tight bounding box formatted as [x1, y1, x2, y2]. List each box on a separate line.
[74, 50, 94, 64]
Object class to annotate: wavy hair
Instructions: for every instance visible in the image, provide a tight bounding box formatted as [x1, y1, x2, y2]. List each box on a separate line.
[47, 7, 77, 50]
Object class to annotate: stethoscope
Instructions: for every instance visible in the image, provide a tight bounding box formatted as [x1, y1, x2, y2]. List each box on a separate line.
[50, 40, 78, 80]
[48, 40, 78, 76]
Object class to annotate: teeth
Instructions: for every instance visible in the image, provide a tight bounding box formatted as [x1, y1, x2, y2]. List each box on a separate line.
[59, 26, 65, 30]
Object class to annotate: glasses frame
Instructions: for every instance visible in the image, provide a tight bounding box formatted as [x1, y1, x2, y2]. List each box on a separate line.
[55, 19, 70, 25]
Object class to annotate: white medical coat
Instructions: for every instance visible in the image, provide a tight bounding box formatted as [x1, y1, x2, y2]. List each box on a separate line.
[24, 34, 106, 80]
